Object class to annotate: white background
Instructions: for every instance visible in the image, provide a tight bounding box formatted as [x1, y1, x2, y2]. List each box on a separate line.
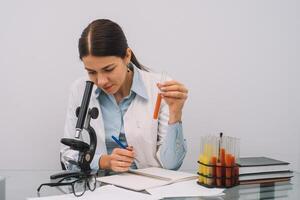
[0, 0, 299, 171]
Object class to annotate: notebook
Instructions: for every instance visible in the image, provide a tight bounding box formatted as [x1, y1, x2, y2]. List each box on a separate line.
[97, 167, 198, 191]
[237, 157, 291, 175]
[239, 171, 293, 181]
[237, 157, 289, 167]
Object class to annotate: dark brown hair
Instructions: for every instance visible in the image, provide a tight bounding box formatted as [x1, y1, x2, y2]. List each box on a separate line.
[78, 19, 146, 70]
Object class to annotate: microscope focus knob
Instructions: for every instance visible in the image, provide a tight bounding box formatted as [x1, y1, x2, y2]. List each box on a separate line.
[85, 153, 91, 162]
[90, 107, 99, 119]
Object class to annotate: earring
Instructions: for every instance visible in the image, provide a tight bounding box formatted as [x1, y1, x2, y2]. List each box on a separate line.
[127, 63, 130, 72]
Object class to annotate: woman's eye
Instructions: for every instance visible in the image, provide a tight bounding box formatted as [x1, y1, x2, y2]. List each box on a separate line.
[105, 67, 114, 72]
[88, 71, 96, 75]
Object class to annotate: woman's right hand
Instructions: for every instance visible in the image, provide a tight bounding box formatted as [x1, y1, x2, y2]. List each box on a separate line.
[99, 147, 135, 172]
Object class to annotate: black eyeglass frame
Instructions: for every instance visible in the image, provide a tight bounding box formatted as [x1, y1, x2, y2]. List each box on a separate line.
[37, 173, 97, 197]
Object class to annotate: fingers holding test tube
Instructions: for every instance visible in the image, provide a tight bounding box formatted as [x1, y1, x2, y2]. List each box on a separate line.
[156, 79, 188, 124]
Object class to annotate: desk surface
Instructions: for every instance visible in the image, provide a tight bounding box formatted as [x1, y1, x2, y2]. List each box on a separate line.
[0, 170, 299, 200]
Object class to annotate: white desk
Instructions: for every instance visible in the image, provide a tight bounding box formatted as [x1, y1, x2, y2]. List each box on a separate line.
[0, 170, 299, 200]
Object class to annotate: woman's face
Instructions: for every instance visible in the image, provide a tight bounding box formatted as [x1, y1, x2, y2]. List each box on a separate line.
[82, 55, 129, 94]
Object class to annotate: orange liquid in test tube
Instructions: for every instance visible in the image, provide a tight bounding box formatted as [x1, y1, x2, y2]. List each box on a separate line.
[220, 148, 225, 165]
[225, 154, 233, 187]
[153, 72, 166, 120]
[216, 162, 222, 186]
[153, 94, 162, 119]
[220, 148, 226, 186]
[210, 156, 217, 185]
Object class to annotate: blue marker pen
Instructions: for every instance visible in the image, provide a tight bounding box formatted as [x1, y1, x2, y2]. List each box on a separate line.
[111, 135, 128, 149]
[112, 135, 139, 165]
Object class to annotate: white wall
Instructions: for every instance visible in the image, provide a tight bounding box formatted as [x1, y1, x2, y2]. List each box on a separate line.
[0, 0, 299, 171]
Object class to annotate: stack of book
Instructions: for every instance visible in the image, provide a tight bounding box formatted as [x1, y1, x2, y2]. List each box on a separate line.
[237, 157, 293, 185]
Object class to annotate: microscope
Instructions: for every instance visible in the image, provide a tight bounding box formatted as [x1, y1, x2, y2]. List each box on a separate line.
[51, 81, 99, 179]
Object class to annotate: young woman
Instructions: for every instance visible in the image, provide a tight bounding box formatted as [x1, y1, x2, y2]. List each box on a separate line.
[61, 19, 188, 172]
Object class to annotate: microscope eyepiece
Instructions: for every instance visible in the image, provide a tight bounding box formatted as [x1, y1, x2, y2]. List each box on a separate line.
[75, 81, 94, 136]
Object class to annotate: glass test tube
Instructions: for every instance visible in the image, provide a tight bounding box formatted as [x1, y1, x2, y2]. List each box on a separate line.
[204, 136, 212, 185]
[153, 72, 166, 119]
[202, 136, 208, 184]
[208, 135, 217, 186]
[198, 136, 205, 184]
[225, 136, 233, 187]
[234, 137, 240, 185]
[216, 133, 225, 187]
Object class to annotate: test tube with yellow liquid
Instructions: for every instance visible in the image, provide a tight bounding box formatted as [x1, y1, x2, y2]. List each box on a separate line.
[198, 137, 205, 184]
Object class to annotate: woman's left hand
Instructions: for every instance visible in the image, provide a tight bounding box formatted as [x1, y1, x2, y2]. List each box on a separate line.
[157, 80, 188, 124]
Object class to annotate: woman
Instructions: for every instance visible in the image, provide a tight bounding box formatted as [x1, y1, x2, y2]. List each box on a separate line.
[61, 19, 188, 172]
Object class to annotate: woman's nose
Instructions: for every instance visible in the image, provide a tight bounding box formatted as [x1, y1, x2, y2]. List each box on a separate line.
[97, 74, 108, 87]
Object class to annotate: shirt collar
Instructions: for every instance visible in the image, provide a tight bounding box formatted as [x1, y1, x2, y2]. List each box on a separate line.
[94, 64, 148, 100]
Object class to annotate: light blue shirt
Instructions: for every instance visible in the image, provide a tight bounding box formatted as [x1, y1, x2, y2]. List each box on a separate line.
[94, 65, 186, 170]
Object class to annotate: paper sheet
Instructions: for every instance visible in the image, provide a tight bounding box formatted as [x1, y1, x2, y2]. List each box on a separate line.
[129, 167, 198, 182]
[97, 173, 169, 191]
[27, 185, 158, 200]
[97, 167, 198, 191]
[146, 180, 225, 199]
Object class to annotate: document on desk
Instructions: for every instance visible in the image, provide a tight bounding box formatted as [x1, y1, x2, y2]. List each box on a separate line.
[146, 179, 225, 199]
[27, 185, 158, 200]
[97, 167, 198, 191]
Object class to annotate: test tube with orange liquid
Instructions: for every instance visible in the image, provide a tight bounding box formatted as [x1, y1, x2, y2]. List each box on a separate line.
[216, 132, 224, 187]
[208, 136, 217, 186]
[225, 136, 240, 187]
[153, 72, 166, 120]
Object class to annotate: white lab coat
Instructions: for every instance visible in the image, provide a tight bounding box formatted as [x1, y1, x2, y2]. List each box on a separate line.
[61, 68, 170, 169]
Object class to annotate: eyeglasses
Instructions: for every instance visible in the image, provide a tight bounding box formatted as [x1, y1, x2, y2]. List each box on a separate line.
[37, 173, 97, 197]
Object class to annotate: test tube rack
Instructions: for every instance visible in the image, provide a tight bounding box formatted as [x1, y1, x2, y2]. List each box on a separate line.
[197, 133, 240, 188]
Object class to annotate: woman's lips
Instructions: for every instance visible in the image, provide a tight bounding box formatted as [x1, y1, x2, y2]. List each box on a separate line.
[103, 85, 113, 91]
